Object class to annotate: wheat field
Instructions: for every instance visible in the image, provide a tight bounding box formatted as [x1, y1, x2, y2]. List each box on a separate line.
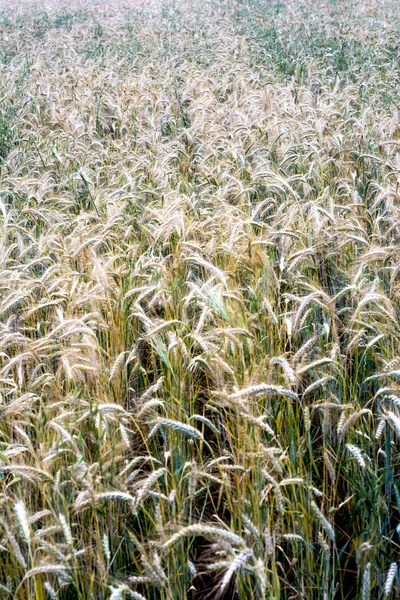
[0, 0, 400, 598]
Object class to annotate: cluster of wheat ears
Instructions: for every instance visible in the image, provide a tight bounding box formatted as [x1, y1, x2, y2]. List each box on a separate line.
[1, 0, 400, 598]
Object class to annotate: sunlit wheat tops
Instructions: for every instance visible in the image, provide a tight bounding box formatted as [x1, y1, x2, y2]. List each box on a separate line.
[0, 0, 400, 598]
